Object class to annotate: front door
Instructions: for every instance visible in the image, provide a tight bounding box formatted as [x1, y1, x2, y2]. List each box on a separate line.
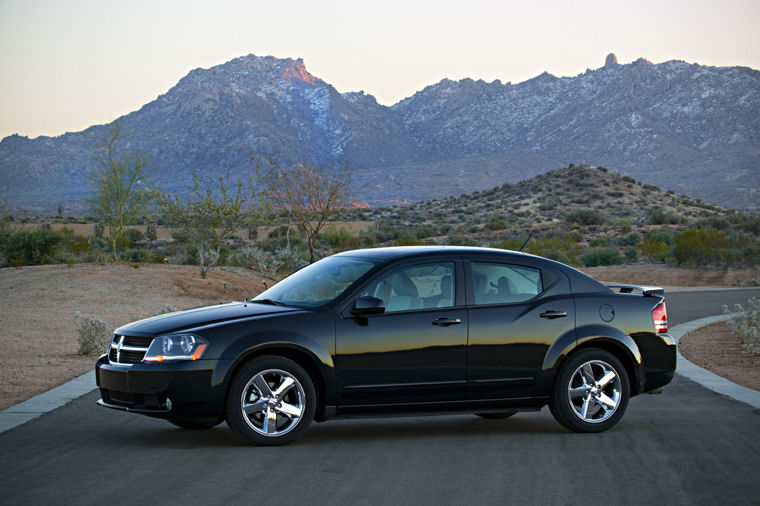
[335, 261, 468, 407]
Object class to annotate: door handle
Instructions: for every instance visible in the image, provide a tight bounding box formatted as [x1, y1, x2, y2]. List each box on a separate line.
[540, 310, 567, 319]
[432, 317, 462, 327]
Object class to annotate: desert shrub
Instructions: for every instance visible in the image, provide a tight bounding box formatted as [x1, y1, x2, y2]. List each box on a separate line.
[238, 246, 275, 276]
[723, 297, 760, 353]
[565, 209, 604, 226]
[60, 227, 94, 256]
[485, 217, 509, 231]
[125, 228, 143, 247]
[624, 246, 639, 263]
[414, 223, 439, 240]
[619, 232, 641, 247]
[589, 237, 608, 247]
[445, 233, 477, 246]
[319, 225, 354, 249]
[118, 248, 164, 263]
[646, 228, 674, 245]
[673, 228, 729, 265]
[74, 312, 111, 355]
[274, 247, 307, 274]
[649, 208, 686, 225]
[638, 238, 672, 262]
[3, 228, 63, 266]
[580, 248, 624, 267]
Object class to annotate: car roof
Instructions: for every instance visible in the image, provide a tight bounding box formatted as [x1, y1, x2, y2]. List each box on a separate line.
[333, 246, 609, 294]
[333, 245, 538, 261]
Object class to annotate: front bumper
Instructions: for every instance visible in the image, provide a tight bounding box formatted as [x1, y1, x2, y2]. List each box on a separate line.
[95, 354, 233, 419]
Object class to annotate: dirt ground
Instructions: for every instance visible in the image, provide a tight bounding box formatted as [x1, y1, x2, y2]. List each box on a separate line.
[678, 321, 760, 391]
[0, 263, 267, 410]
[1, 263, 758, 410]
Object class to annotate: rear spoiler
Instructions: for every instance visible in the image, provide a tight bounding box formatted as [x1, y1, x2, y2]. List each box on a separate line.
[607, 284, 664, 296]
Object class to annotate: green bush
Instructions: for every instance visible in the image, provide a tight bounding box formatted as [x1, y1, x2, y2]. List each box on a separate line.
[580, 248, 624, 267]
[646, 228, 674, 245]
[118, 248, 164, 263]
[638, 238, 671, 262]
[3, 228, 63, 266]
[565, 209, 604, 226]
[624, 246, 639, 263]
[589, 237, 608, 247]
[619, 233, 641, 247]
[649, 208, 686, 225]
[125, 228, 143, 246]
[673, 228, 729, 265]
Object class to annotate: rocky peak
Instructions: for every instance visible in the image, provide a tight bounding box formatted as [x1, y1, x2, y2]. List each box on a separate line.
[280, 58, 320, 86]
[605, 53, 619, 67]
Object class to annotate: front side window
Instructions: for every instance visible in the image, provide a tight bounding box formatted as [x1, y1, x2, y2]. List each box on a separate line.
[363, 262, 455, 313]
[471, 262, 542, 305]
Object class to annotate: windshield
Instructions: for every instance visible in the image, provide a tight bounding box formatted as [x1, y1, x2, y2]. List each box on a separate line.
[254, 256, 378, 308]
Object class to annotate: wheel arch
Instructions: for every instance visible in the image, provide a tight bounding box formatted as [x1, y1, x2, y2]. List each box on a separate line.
[553, 324, 645, 396]
[223, 344, 332, 422]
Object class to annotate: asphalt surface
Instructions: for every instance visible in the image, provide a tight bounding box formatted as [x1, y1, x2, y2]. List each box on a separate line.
[2, 288, 759, 506]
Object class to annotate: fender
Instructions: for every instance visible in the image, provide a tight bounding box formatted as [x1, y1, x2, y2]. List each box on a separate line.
[571, 323, 644, 394]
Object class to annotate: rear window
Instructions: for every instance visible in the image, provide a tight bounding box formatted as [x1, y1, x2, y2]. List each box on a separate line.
[471, 262, 542, 305]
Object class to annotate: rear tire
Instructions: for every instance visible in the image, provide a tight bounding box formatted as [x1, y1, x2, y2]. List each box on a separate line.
[226, 355, 316, 446]
[550, 349, 629, 433]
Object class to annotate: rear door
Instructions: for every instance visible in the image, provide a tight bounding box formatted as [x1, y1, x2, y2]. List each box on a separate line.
[465, 258, 575, 399]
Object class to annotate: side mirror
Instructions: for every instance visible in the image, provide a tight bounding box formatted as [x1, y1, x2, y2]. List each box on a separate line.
[351, 296, 385, 316]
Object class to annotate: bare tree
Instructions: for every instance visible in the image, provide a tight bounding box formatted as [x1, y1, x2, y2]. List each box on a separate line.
[161, 170, 249, 278]
[88, 122, 152, 260]
[268, 163, 352, 263]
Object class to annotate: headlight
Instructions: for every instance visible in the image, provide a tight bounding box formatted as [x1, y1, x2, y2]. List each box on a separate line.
[143, 334, 208, 362]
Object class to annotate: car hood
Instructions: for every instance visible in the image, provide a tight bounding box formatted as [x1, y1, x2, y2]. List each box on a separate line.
[114, 301, 300, 336]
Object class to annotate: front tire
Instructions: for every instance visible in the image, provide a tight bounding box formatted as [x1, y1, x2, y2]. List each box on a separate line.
[550, 349, 630, 433]
[226, 356, 316, 446]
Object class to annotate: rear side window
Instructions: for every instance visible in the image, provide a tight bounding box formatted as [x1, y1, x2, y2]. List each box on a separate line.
[471, 262, 542, 305]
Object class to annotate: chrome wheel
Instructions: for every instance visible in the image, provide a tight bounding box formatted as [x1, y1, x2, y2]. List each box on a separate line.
[240, 368, 306, 437]
[567, 359, 621, 424]
[550, 349, 630, 433]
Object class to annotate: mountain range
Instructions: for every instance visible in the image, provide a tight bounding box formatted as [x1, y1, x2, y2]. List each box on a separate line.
[1, 52, 758, 213]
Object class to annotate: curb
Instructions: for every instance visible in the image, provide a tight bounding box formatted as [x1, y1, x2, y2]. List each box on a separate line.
[1, 317, 758, 435]
[0, 371, 96, 434]
[670, 316, 760, 410]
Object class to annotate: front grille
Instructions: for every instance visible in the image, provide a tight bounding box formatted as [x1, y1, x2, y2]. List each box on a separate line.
[109, 334, 152, 364]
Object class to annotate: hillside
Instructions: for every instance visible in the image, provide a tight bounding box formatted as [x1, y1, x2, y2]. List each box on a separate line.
[361, 164, 752, 248]
[1, 53, 758, 213]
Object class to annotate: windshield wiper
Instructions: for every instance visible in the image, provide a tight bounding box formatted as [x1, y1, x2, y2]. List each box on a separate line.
[252, 298, 286, 307]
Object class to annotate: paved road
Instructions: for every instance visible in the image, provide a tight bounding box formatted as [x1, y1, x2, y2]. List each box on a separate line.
[2, 288, 759, 506]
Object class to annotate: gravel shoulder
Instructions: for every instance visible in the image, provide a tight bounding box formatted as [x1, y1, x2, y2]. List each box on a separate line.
[1, 262, 757, 410]
[678, 321, 760, 391]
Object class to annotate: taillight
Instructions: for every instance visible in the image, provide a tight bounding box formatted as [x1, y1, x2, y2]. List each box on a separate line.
[652, 302, 668, 333]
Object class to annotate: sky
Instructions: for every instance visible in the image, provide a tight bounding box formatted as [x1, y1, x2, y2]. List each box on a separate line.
[1, 0, 759, 140]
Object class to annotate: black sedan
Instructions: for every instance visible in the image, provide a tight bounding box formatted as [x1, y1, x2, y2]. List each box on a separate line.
[96, 246, 676, 445]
